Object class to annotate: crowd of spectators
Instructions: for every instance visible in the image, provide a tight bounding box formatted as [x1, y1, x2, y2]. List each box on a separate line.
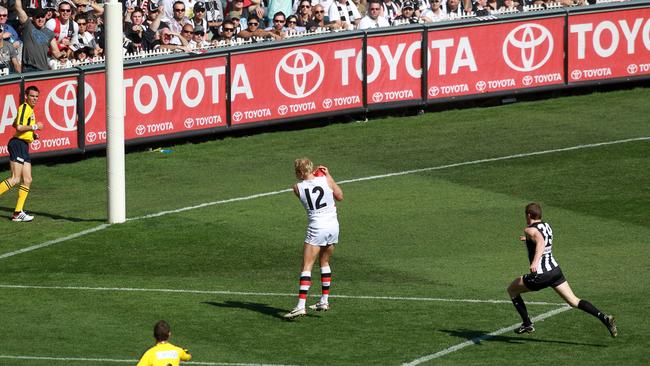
[0, 0, 611, 74]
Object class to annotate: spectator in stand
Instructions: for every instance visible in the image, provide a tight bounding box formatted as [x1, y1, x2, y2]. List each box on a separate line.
[213, 18, 236, 41]
[45, 0, 79, 58]
[295, 0, 311, 27]
[1, 5, 22, 60]
[70, 13, 96, 56]
[14, 3, 65, 71]
[265, 11, 286, 37]
[168, 1, 190, 34]
[236, 14, 281, 40]
[267, 0, 292, 28]
[72, 44, 91, 62]
[248, 0, 265, 20]
[305, 3, 337, 31]
[144, 2, 169, 30]
[353, 0, 367, 15]
[393, 1, 419, 24]
[328, 0, 361, 30]
[154, 26, 189, 52]
[486, 0, 498, 12]
[74, 0, 104, 17]
[124, 6, 147, 39]
[284, 14, 305, 32]
[358, 0, 389, 29]
[420, 0, 447, 22]
[203, 0, 224, 40]
[473, 0, 490, 15]
[123, 29, 145, 53]
[0, 24, 20, 73]
[42, 1, 57, 22]
[230, 16, 244, 33]
[228, 0, 248, 28]
[188, 24, 210, 48]
[180, 22, 193, 43]
[161, 0, 189, 23]
[84, 13, 102, 56]
[499, 0, 522, 11]
[416, 0, 432, 14]
[446, 0, 464, 17]
[381, 0, 401, 25]
[190, 2, 209, 40]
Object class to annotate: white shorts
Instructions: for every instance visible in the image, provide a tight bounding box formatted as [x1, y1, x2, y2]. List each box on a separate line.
[304, 224, 339, 246]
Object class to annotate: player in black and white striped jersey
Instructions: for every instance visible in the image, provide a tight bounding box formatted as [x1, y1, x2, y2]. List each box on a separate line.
[507, 203, 618, 337]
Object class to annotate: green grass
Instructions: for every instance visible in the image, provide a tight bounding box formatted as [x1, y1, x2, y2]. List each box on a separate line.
[0, 88, 648, 365]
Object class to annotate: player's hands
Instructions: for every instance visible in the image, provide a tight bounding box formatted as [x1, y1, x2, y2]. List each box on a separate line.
[519, 235, 526, 241]
[529, 265, 537, 274]
[36, 122, 44, 130]
[316, 165, 329, 176]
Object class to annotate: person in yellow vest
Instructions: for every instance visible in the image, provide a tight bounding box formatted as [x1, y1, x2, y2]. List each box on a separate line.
[137, 320, 192, 366]
[0, 85, 43, 222]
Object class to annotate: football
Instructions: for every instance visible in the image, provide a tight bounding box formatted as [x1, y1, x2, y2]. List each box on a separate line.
[314, 167, 326, 177]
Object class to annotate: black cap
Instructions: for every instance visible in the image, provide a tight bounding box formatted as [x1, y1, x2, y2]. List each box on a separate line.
[148, 1, 160, 12]
[32, 8, 48, 18]
[194, 1, 206, 11]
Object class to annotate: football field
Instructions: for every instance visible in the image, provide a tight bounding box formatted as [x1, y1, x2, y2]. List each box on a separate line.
[0, 88, 648, 365]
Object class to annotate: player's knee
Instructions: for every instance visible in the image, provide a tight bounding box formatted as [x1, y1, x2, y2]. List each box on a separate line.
[22, 176, 32, 186]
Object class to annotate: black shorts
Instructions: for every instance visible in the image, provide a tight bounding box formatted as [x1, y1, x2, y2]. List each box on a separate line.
[523, 266, 566, 291]
[8, 138, 30, 164]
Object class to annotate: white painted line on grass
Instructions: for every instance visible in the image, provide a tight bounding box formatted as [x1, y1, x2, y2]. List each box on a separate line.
[0, 355, 295, 366]
[0, 136, 647, 261]
[0, 224, 110, 260]
[338, 136, 650, 185]
[0, 284, 566, 306]
[402, 305, 572, 365]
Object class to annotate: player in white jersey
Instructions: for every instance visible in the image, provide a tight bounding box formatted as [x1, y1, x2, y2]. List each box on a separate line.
[507, 203, 617, 337]
[284, 158, 343, 319]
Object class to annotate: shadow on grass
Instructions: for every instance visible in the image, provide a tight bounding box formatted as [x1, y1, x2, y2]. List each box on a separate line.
[202, 301, 289, 320]
[0, 206, 104, 223]
[439, 329, 607, 347]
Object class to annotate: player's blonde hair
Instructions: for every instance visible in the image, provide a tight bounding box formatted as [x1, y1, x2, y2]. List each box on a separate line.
[294, 157, 314, 179]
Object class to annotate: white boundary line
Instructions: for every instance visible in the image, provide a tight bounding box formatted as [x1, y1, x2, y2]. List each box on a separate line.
[0, 284, 566, 306]
[402, 306, 572, 365]
[0, 136, 647, 261]
[0, 355, 295, 366]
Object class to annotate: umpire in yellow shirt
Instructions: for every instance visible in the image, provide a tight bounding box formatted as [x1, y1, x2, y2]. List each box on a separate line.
[137, 320, 192, 366]
[0, 85, 44, 222]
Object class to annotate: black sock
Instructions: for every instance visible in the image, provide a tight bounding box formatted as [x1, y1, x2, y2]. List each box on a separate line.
[578, 300, 607, 324]
[512, 295, 532, 326]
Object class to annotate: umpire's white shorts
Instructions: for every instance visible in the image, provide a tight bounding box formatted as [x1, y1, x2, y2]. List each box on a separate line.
[304, 224, 339, 246]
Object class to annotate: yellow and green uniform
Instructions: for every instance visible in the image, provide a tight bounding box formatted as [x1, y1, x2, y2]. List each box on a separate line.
[136, 342, 192, 366]
[13, 102, 37, 143]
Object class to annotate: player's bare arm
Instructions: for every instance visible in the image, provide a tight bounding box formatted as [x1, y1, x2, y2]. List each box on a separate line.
[525, 227, 545, 273]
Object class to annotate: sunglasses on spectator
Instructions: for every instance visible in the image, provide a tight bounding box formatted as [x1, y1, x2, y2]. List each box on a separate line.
[0, 14, 7, 18]
[174, 8, 185, 12]
[195, 9, 205, 12]
[59, 8, 72, 13]
[223, 27, 234, 31]
[273, 19, 285, 22]
[248, 22, 259, 26]
[315, 10, 325, 13]
[182, 29, 192, 33]
[300, 5, 311, 8]
[287, 20, 297, 24]
[34, 14, 47, 19]
[369, 7, 381, 11]
[77, 21, 86, 25]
